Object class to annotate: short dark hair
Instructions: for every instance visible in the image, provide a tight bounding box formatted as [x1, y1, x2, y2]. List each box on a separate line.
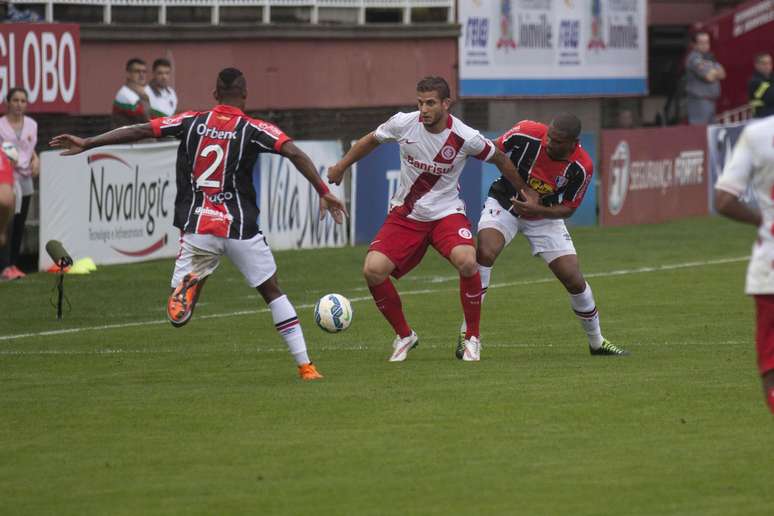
[692, 31, 710, 43]
[754, 52, 772, 63]
[152, 58, 171, 70]
[416, 76, 450, 100]
[126, 58, 146, 71]
[216, 67, 246, 98]
[5, 87, 27, 103]
[550, 113, 582, 139]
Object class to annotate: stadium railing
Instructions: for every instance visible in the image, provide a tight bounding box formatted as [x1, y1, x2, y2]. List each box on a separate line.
[9, 0, 455, 25]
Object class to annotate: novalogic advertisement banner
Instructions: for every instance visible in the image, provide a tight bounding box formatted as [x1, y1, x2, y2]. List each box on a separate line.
[39, 141, 179, 271]
[600, 126, 709, 226]
[459, 0, 647, 96]
[0, 24, 80, 113]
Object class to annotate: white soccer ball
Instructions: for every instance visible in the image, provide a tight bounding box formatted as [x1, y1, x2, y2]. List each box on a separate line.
[1, 142, 18, 163]
[314, 293, 353, 333]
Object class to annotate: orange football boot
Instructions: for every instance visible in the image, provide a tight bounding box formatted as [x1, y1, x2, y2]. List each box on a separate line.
[298, 363, 323, 380]
[167, 273, 202, 327]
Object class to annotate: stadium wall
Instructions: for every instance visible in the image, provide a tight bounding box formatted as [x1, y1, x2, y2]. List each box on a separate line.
[78, 25, 458, 114]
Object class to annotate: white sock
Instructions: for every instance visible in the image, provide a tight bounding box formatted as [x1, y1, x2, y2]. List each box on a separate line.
[461, 265, 493, 334]
[569, 282, 604, 349]
[269, 295, 310, 365]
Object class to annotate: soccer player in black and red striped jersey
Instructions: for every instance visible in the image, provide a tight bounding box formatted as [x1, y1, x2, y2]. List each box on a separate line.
[458, 113, 629, 357]
[50, 68, 347, 381]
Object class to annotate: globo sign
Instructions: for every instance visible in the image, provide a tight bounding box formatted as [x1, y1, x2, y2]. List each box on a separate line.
[0, 24, 80, 113]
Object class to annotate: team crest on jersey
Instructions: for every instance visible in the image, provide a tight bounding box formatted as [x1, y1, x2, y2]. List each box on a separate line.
[440, 145, 457, 161]
[458, 228, 473, 239]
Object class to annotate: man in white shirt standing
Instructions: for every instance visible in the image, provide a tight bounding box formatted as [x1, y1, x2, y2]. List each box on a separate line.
[328, 76, 535, 362]
[146, 58, 178, 119]
[715, 115, 774, 414]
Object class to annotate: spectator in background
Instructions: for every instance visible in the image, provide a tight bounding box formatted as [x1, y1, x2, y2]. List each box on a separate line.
[749, 52, 773, 119]
[112, 58, 151, 128]
[0, 87, 38, 280]
[685, 31, 725, 125]
[146, 58, 178, 119]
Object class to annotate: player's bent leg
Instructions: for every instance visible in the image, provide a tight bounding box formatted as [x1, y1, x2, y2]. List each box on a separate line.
[547, 253, 629, 356]
[456, 229, 507, 359]
[363, 251, 417, 361]
[448, 245, 482, 361]
[167, 274, 208, 328]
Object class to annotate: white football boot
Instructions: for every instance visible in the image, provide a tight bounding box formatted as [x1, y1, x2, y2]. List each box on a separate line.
[461, 336, 481, 362]
[388, 331, 419, 362]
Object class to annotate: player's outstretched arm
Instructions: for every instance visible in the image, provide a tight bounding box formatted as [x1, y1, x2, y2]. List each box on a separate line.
[49, 123, 154, 155]
[327, 133, 381, 185]
[280, 141, 348, 224]
[489, 149, 538, 203]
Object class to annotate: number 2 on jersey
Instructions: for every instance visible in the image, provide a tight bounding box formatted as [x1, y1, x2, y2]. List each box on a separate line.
[196, 144, 225, 189]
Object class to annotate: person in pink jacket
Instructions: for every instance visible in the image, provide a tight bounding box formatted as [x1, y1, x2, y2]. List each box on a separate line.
[0, 87, 39, 280]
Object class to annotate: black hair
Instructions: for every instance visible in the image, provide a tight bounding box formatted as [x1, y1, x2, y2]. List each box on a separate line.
[754, 52, 772, 63]
[152, 58, 171, 70]
[126, 58, 146, 71]
[216, 67, 246, 97]
[5, 87, 27, 103]
[692, 31, 710, 43]
[416, 76, 451, 100]
[550, 113, 582, 139]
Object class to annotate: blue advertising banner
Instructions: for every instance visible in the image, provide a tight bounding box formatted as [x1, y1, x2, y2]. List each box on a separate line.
[352, 142, 485, 245]
[707, 122, 748, 212]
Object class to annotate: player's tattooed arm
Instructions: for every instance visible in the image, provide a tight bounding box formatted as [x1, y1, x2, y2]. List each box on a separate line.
[50, 123, 154, 155]
[489, 149, 539, 203]
[327, 132, 381, 185]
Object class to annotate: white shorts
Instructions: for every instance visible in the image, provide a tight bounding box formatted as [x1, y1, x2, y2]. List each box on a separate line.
[171, 232, 277, 289]
[478, 197, 576, 263]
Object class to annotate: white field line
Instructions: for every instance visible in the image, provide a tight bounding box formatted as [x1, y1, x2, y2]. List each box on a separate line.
[0, 339, 748, 357]
[0, 255, 749, 343]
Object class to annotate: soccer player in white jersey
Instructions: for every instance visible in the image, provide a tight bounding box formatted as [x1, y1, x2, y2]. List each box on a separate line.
[715, 115, 774, 414]
[51, 68, 348, 381]
[327, 76, 535, 362]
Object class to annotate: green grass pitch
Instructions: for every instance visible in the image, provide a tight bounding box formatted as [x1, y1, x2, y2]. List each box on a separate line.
[2, 216, 773, 515]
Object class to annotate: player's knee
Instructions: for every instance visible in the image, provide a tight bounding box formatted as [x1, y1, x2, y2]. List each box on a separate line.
[362, 263, 388, 286]
[455, 255, 479, 277]
[476, 246, 498, 267]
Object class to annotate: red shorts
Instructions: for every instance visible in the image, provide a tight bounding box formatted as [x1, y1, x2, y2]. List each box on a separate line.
[369, 211, 474, 279]
[755, 295, 774, 374]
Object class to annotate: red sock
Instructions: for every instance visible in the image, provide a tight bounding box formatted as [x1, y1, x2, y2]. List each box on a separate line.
[460, 272, 482, 339]
[369, 279, 411, 338]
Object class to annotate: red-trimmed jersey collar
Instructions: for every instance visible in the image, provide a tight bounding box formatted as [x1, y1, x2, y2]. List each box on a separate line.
[417, 112, 454, 132]
[212, 104, 245, 116]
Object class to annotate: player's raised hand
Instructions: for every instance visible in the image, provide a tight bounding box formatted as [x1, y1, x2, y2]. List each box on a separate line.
[50, 134, 87, 156]
[320, 192, 348, 224]
[327, 163, 346, 185]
